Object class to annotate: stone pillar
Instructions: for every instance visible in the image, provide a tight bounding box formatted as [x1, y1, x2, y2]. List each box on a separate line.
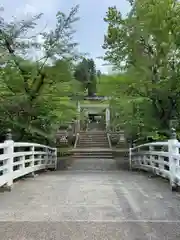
[105, 108, 110, 129]
[77, 101, 80, 132]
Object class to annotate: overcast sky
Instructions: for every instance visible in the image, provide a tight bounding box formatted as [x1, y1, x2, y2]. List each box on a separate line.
[1, 0, 130, 73]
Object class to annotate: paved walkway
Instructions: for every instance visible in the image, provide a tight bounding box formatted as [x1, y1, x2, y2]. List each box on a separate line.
[0, 158, 180, 239]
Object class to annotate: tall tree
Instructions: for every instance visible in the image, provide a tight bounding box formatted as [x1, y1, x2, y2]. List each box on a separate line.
[0, 5, 80, 143]
[103, 0, 180, 137]
[74, 58, 97, 96]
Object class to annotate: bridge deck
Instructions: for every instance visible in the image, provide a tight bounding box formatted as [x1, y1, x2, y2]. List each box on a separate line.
[0, 158, 180, 239]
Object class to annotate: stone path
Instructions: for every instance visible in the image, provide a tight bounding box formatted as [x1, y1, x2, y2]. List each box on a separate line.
[0, 158, 180, 239]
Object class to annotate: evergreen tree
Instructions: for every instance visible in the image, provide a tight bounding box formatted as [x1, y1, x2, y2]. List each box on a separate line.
[74, 58, 97, 96]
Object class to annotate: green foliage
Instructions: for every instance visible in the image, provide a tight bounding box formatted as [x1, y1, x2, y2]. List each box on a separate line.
[74, 58, 97, 96]
[103, 0, 180, 140]
[0, 6, 81, 144]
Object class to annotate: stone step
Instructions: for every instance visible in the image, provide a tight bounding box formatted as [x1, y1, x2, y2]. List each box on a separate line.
[78, 145, 110, 147]
[79, 136, 108, 139]
[77, 143, 109, 148]
[79, 142, 108, 145]
[78, 142, 109, 145]
[72, 148, 112, 151]
[72, 155, 113, 158]
[79, 138, 108, 140]
[72, 155, 113, 159]
[79, 139, 108, 141]
[79, 135, 107, 137]
[72, 152, 113, 155]
[72, 153, 112, 156]
[79, 142, 108, 144]
[78, 139, 109, 141]
[79, 140, 108, 142]
[80, 131, 106, 133]
[73, 151, 112, 155]
[71, 146, 113, 159]
[79, 134, 107, 137]
[79, 137, 107, 140]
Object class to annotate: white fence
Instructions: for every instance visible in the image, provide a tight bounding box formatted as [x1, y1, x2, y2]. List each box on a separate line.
[129, 138, 180, 191]
[0, 140, 57, 189]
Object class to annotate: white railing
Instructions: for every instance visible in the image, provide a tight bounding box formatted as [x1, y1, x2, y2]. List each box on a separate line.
[129, 138, 180, 191]
[74, 133, 79, 149]
[0, 139, 57, 189]
[107, 133, 112, 149]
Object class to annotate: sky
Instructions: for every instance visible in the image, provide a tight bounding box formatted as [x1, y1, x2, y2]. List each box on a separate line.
[1, 0, 130, 73]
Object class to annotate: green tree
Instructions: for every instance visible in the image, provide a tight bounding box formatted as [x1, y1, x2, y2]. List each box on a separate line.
[74, 58, 97, 96]
[103, 0, 180, 139]
[0, 5, 80, 144]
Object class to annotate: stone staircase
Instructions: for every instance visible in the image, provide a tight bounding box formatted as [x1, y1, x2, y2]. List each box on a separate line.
[72, 148, 113, 159]
[78, 131, 110, 148]
[72, 130, 113, 159]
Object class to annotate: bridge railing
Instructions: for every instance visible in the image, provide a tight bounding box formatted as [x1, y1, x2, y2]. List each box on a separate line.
[0, 135, 57, 189]
[129, 130, 180, 191]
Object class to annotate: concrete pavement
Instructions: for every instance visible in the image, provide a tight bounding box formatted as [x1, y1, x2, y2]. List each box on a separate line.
[0, 158, 180, 239]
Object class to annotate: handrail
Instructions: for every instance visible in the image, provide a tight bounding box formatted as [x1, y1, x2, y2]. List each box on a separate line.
[0, 140, 57, 190]
[107, 132, 112, 149]
[131, 141, 168, 150]
[129, 139, 180, 191]
[14, 142, 56, 150]
[74, 133, 79, 149]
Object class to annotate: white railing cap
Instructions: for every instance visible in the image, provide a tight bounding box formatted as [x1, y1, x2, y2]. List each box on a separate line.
[0, 142, 9, 149]
[131, 141, 168, 150]
[174, 142, 180, 148]
[14, 142, 56, 150]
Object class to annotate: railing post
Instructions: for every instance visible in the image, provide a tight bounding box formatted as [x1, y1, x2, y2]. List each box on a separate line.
[168, 128, 179, 191]
[129, 143, 136, 170]
[54, 148, 57, 170]
[4, 129, 14, 190]
[129, 147, 132, 171]
[149, 145, 154, 170]
[45, 147, 49, 167]
[159, 146, 165, 173]
[29, 146, 35, 177]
